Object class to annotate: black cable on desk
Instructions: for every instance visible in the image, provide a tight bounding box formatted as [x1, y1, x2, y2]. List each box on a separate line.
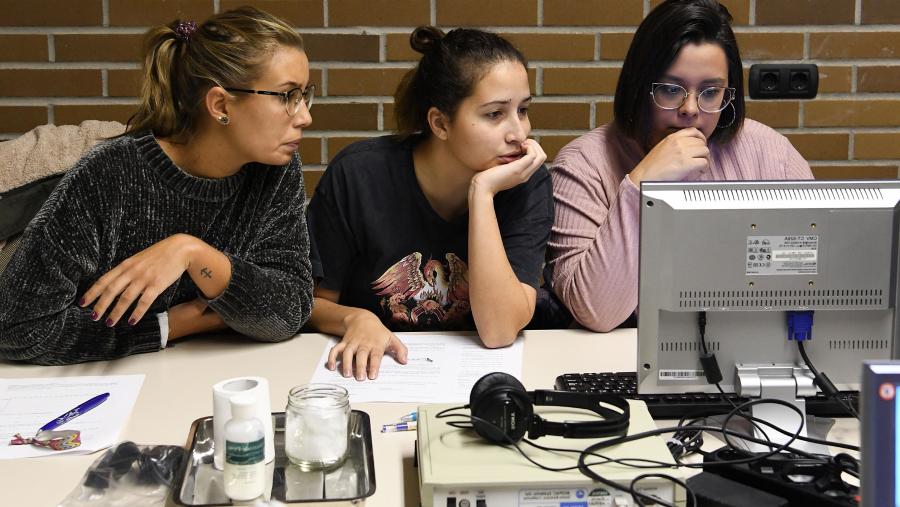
[434, 398, 860, 507]
[797, 340, 860, 420]
[788, 310, 860, 420]
[697, 312, 774, 444]
[698, 312, 722, 385]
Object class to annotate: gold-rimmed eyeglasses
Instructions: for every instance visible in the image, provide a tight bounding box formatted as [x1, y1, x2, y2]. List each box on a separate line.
[225, 84, 316, 116]
[650, 82, 735, 113]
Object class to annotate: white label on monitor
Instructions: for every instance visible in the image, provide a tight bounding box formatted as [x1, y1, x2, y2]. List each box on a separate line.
[745, 235, 818, 275]
[659, 369, 704, 380]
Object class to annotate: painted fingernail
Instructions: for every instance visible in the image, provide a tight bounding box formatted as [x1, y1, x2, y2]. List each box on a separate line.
[128, 317, 136, 326]
[90, 311, 99, 321]
[79, 297, 86, 307]
[105, 318, 114, 327]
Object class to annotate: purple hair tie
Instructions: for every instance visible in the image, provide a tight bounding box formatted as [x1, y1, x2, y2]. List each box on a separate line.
[174, 21, 198, 42]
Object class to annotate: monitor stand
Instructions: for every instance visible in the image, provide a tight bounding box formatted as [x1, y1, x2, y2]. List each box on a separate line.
[734, 363, 831, 455]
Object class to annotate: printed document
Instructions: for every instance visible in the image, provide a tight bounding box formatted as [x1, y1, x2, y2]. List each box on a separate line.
[0, 375, 144, 459]
[310, 333, 523, 403]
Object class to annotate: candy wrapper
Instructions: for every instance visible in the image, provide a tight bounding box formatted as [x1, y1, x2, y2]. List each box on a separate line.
[10, 430, 82, 450]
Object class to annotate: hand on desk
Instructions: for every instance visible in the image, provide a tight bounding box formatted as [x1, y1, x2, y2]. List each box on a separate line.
[326, 311, 408, 381]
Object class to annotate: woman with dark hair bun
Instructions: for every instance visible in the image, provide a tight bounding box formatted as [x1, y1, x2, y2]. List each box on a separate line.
[307, 26, 553, 381]
[547, 0, 813, 332]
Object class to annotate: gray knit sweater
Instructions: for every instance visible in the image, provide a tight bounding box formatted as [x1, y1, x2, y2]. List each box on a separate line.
[0, 132, 314, 365]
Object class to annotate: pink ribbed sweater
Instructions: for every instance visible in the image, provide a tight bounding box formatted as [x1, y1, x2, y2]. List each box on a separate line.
[548, 119, 814, 332]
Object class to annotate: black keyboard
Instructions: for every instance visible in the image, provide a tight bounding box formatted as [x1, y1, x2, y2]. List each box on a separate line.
[555, 372, 860, 419]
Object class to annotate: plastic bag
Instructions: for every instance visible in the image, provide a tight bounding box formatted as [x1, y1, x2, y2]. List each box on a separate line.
[58, 441, 186, 507]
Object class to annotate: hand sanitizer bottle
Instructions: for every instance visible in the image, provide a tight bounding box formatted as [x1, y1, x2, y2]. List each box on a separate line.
[224, 394, 266, 501]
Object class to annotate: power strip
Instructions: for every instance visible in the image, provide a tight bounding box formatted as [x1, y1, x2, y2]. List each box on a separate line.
[702, 447, 858, 507]
[686, 472, 789, 507]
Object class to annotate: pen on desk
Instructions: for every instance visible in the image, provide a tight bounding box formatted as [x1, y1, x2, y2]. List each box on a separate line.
[399, 411, 417, 422]
[38, 393, 110, 432]
[381, 421, 417, 433]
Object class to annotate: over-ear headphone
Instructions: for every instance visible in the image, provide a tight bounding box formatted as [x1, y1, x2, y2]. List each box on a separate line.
[467, 372, 631, 444]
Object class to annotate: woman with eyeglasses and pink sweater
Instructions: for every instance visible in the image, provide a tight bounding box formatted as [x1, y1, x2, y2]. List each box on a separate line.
[547, 0, 813, 332]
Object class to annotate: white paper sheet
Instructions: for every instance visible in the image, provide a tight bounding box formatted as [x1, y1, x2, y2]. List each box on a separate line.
[0, 375, 144, 459]
[309, 333, 524, 403]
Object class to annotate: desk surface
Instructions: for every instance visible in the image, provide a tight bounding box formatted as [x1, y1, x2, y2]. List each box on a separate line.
[0, 328, 859, 506]
[1, 329, 627, 506]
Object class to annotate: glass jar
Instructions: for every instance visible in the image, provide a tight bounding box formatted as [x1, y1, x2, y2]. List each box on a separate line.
[284, 384, 350, 470]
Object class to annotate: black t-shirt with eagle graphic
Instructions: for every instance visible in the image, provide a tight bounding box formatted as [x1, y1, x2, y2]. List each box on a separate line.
[308, 136, 553, 332]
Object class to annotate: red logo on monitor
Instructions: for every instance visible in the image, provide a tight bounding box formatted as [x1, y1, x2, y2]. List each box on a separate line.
[879, 382, 895, 401]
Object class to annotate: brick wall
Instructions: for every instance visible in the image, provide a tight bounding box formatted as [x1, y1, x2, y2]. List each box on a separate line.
[1, 0, 899, 193]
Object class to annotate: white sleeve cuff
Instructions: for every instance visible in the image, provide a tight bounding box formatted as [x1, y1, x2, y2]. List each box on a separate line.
[156, 312, 170, 348]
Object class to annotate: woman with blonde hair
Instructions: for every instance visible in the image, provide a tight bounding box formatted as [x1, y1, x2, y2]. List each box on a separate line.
[0, 6, 315, 364]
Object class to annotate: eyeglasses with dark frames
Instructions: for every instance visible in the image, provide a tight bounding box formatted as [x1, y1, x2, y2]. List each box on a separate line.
[650, 82, 736, 114]
[224, 84, 316, 116]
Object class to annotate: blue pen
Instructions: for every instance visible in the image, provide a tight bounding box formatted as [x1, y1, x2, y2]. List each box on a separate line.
[39, 393, 110, 432]
[399, 411, 417, 422]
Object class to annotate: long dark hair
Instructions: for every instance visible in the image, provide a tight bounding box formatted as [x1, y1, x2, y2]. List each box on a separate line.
[394, 26, 527, 139]
[614, 0, 744, 149]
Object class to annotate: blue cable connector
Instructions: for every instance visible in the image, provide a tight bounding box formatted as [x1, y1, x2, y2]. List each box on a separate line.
[787, 310, 814, 341]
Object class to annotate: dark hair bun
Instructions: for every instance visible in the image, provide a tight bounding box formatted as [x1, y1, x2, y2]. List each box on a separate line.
[716, 1, 733, 23]
[410, 25, 445, 54]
